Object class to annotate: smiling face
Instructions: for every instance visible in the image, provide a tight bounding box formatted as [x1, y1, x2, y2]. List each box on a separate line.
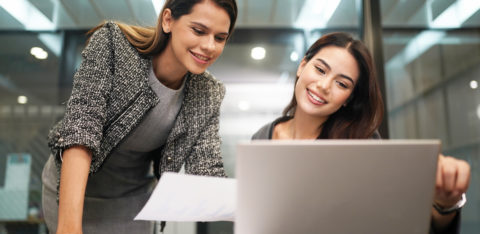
[162, 0, 231, 75]
[294, 45, 360, 122]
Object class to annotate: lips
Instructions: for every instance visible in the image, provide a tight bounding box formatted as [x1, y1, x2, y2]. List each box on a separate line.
[307, 89, 327, 105]
[190, 51, 210, 64]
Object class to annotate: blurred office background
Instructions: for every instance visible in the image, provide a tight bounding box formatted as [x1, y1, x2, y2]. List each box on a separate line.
[0, 0, 479, 233]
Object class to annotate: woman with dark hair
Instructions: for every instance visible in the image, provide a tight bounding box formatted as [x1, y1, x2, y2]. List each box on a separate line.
[41, 0, 237, 233]
[280, 32, 383, 139]
[252, 32, 470, 233]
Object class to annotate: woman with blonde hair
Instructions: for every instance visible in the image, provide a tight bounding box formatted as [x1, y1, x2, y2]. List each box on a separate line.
[42, 0, 237, 233]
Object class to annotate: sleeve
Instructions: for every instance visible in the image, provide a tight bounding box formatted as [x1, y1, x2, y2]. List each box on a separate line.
[185, 83, 227, 178]
[251, 123, 272, 140]
[429, 212, 461, 234]
[47, 24, 114, 172]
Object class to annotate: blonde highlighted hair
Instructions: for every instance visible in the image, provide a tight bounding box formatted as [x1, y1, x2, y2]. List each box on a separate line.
[88, 0, 238, 56]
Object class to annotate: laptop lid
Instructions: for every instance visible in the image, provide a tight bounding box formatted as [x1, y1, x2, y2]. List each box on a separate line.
[235, 140, 440, 234]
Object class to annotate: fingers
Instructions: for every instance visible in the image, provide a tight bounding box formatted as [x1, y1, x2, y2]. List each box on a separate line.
[441, 156, 457, 194]
[455, 160, 471, 193]
[435, 155, 471, 199]
[435, 155, 444, 190]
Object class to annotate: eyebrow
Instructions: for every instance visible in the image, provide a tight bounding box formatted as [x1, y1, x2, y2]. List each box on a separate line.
[316, 58, 355, 85]
[191, 22, 229, 37]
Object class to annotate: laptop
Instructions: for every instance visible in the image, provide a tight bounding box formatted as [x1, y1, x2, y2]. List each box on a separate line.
[235, 140, 440, 234]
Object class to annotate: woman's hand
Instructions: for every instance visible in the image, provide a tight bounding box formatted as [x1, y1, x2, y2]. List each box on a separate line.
[434, 154, 470, 208]
[431, 154, 470, 230]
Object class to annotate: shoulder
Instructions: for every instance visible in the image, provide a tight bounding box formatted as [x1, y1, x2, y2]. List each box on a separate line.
[85, 21, 137, 56]
[252, 116, 292, 140]
[85, 21, 116, 47]
[197, 70, 225, 91]
[252, 122, 273, 140]
[187, 70, 225, 100]
[89, 21, 124, 41]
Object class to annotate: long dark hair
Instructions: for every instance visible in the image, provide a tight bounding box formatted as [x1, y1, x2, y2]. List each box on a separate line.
[283, 32, 384, 139]
[88, 0, 237, 56]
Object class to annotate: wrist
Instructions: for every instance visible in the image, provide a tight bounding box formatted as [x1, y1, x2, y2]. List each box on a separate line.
[433, 193, 466, 215]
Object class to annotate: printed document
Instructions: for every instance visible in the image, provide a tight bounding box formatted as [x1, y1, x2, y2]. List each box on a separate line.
[135, 172, 236, 222]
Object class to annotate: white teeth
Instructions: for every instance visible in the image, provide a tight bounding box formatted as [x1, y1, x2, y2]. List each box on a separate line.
[193, 52, 208, 61]
[307, 90, 325, 103]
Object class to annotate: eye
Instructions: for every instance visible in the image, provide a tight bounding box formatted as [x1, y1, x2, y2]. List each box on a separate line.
[336, 81, 348, 89]
[315, 66, 326, 75]
[192, 27, 205, 35]
[215, 35, 227, 42]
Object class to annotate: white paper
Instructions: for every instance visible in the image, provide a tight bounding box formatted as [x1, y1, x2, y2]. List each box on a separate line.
[134, 172, 236, 222]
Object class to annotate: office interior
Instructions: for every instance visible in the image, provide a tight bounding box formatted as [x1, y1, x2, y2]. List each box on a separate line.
[0, 0, 479, 233]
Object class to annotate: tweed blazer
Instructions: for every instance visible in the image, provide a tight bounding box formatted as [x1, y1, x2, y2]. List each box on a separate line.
[47, 22, 226, 189]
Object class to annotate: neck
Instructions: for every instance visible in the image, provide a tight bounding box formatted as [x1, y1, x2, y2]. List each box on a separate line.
[289, 111, 328, 139]
[152, 45, 187, 90]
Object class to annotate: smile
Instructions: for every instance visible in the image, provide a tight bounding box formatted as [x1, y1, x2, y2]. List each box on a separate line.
[307, 89, 326, 104]
[190, 51, 210, 64]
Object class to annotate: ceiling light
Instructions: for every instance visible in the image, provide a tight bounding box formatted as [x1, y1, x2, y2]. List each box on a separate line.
[251, 47, 266, 60]
[237, 101, 250, 111]
[35, 51, 48, 59]
[30, 47, 48, 60]
[470, 80, 478, 89]
[0, 1, 62, 57]
[18, 96, 28, 104]
[290, 51, 299, 62]
[30, 47, 43, 55]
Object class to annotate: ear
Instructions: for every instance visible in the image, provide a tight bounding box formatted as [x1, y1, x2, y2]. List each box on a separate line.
[296, 58, 307, 78]
[161, 8, 173, 33]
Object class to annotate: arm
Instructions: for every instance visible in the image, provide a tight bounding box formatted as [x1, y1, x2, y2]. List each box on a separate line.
[185, 112, 226, 177]
[431, 154, 470, 233]
[185, 83, 226, 177]
[48, 23, 114, 170]
[56, 146, 92, 234]
[48, 24, 115, 233]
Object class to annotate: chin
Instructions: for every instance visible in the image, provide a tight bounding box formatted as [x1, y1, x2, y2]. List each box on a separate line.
[298, 103, 335, 118]
[187, 65, 208, 75]
[189, 70, 206, 75]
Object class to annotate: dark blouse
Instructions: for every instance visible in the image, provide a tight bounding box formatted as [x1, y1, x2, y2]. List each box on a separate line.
[252, 116, 381, 140]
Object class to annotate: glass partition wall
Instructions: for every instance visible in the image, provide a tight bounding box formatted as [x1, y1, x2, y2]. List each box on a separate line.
[0, 32, 64, 234]
[381, 0, 480, 233]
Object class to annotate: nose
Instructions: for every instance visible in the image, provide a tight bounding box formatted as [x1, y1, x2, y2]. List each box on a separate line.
[201, 35, 216, 53]
[317, 76, 332, 94]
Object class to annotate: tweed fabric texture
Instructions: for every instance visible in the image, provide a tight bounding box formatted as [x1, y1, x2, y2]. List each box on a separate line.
[47, 22, 226, 196]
